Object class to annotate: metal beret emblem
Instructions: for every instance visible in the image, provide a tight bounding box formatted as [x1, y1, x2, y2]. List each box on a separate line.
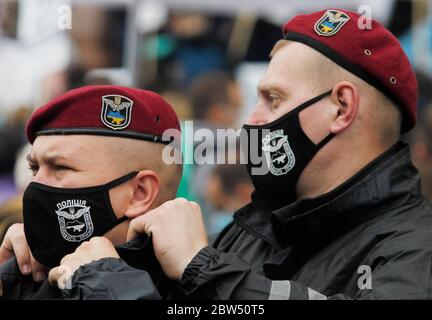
[314, 10, 350, 37]
[101, 94, 133, 130]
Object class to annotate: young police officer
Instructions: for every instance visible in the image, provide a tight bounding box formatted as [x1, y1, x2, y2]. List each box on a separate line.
[0, 85, 183, 299]
[129, 9, 432, 300]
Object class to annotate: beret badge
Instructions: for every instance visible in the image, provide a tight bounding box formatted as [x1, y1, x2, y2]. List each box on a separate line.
[100, 94, 133, 130]
[314, 10, 350, 37]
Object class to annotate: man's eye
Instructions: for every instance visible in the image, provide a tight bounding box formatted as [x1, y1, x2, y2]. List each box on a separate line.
[28, 165, 39, 176]
[268, 94, 280, 109]
[55, 165, 70, 171]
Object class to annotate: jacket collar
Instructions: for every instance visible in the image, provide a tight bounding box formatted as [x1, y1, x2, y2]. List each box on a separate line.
[233, 191, 282, 248]
[271, 142, 422, 247]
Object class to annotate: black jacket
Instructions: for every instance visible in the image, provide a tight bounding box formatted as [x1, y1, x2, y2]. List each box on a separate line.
[2, 142, 432, 300]
[176, 142, 432, 299]
[0, 236, 168, 300]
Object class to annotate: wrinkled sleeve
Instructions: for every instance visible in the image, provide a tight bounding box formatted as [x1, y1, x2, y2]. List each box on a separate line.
[0, 258, 39, 300]
[0, 258, 22, 300]
[178, 246, 432, 300]
[62, 257, 161, 300]
[178, 246, 273, 299]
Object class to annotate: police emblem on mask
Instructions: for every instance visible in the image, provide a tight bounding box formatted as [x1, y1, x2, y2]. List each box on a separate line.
[101, 94, 133, 130]
[262, 129, 295, 176]
[55, 200, 94, 242]
[314, 9, 350, 37]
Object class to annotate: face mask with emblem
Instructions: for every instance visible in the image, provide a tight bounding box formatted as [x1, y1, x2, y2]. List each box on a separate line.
[23, 86, 182, 268]
[242, 91, 334, 207]
[22, 172, 137, 268]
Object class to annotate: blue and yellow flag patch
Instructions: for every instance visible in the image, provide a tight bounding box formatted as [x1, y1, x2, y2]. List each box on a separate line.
[314, 10, 350, 37]
[101, 94, 133, 130]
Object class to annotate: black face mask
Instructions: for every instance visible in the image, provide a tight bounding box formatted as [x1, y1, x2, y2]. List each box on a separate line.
[23, 172, 138, 268]
[242, 91, 334, 207]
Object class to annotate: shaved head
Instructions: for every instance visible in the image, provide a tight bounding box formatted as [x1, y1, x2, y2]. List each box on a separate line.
[270, 40, 401, 147]
[107, 137, 182, 204]
[29, 135, 182, 205]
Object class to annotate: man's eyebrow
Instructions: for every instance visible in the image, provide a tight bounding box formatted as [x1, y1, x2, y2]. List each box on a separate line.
[257, 83, 287, 96]
[26, 153, 68, 165]
[43, 154, 68, 165]
[26, 153, 36, 163]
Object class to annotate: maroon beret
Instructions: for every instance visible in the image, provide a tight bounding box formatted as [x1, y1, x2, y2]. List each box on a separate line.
[26, 85, 181, 145]
[282, 9, 417, 132]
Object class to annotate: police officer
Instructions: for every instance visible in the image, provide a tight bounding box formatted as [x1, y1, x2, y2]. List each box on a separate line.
[0, 85, 183, 299]
[127, 9, 432, 299]
[3, 9, 432, 300]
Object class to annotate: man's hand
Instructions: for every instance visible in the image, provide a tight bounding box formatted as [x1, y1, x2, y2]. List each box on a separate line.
[48, 237, 119, 289]
[0, 223, 47, 282]
[127, 198, 208, 280]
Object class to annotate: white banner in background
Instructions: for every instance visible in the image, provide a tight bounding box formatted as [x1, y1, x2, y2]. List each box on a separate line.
[0, 0, 71, 114]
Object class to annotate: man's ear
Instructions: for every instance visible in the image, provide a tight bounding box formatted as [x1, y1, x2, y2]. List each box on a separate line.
[124, 170, 160, 219]
[330, 81, 360, 134]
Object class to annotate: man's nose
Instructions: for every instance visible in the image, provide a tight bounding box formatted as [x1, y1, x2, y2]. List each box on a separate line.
[32, 168, 54, 186]
[245, 105, 269, 126]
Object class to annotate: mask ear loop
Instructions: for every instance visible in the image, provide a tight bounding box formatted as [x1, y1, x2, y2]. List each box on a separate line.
[104, 171, 139, 189]
[294, 90, 333, 114]
[102, 171, 139, 223]
[316, 132, 335, 149]
[290, 89, 334, 149]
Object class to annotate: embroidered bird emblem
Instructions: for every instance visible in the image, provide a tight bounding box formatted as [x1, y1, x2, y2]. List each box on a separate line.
[262, 136, 288, 153]
[327, 11, 349, 24]
[103, 97, 132, 112]
[56, 206, 90, 220]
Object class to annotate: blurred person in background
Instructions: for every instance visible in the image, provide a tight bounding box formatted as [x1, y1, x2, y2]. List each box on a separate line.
[0, 110, 28, 205]
[157, 13, 228, 89]
[186, 71, 242, 230]
[409, 106, 432, 201]
[205, 164, 253, 235]
[0, 125, 19, 205]
[70, 6, 125, 71]
[160, 90, 197, 203]
[0, 144, 31, 243]
[0, 108, 30, 247]
[189, 71, 242, 130]
[407, 71, 432, 202]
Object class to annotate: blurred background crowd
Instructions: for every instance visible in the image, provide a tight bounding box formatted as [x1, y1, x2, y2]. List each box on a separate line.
[0, 0, 431, 241]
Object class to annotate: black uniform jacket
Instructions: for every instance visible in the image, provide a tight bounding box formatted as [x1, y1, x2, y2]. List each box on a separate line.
[177, 142, 432, 299]
[2, 142, 432, 300]
[0, 236, 171, 299]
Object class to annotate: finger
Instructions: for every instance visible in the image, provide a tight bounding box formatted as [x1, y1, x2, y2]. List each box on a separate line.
[7, 235, 32, 276]
[127, 215, 152, 242]
[30, 251, 46, 282]
[73, 241, 89, 255]
[60, 253, 73, 266]
[0, 242, 14, 265]
[0, 224, 22, 265]
[48, 265, 73, 289]
[189, 201, 201, 213]
[0, 279, 3, 298]
[48, 267, 60, 286]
